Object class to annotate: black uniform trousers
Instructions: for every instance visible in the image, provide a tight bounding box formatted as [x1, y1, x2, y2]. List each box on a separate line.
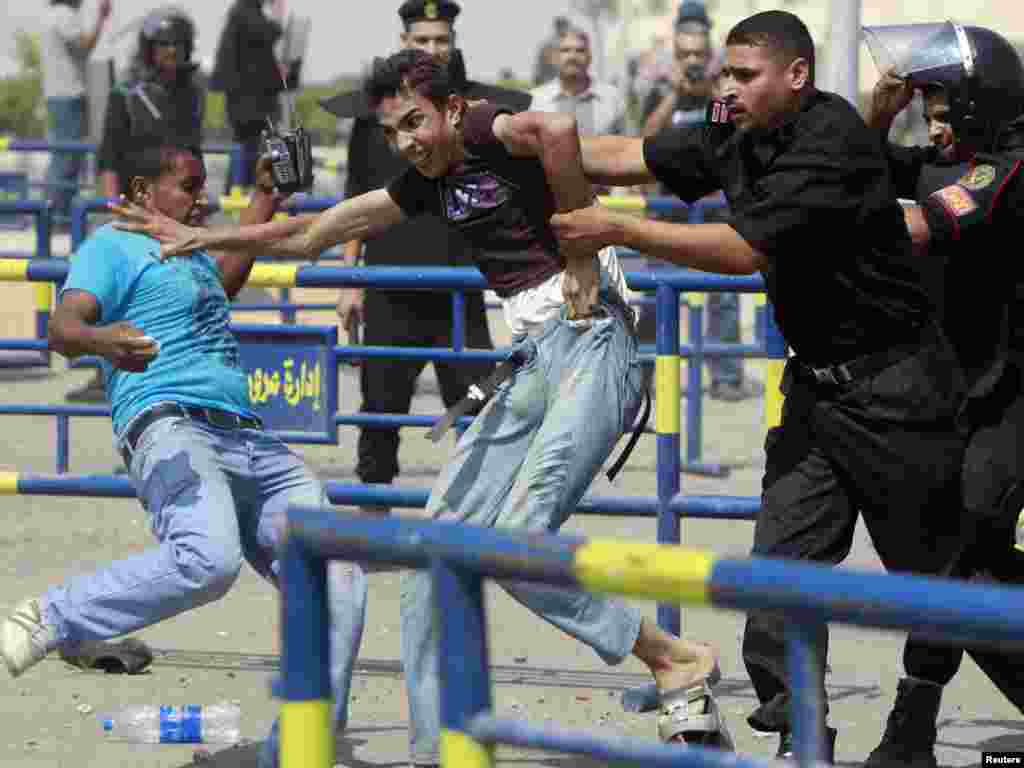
[356, 289, 495, 485]
[743, 327, 969, 733]
[901, 361, 1024, 712]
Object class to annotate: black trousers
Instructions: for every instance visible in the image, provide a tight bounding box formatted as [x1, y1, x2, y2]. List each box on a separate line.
[902, 366, 1024, 713]
[356, 290, 495, 485]
[742, 332, 969, 733]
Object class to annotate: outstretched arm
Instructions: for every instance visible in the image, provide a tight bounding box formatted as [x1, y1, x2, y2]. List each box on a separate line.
[111, 188, 406, 261]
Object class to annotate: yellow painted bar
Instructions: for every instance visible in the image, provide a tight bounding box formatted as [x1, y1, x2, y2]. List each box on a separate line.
[597, 194, 647, 211]
[35, 283, 52, 311]
[655, 355, 680, 434]
[250, 263, 299, 287]
[280, 699, 332, 768]
[0, 136, 10, 152]
[753, 292, 767, 307]
[573, 539, 715, 604]
[441, 728, 495, 768]
[0, 259, 29, 281]
[0, 472, 19, 494]
[219, 194, 252, 213]
[685, 292, 706, 308]
[763, 359, 785, 431]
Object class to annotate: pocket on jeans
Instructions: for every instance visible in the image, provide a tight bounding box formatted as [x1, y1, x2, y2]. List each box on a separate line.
[139, 450, 202, 534]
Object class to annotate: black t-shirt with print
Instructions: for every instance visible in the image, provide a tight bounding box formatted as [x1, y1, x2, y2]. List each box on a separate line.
[386, 103, 564, 298]
[643, 89, 932, 366]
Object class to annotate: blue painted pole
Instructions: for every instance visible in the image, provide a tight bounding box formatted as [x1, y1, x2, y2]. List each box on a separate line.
[655, 283, 681, 636]
[35, 204, 51, 260]
[279, 535, 332, 768]
[687, 303, 703, 465]
[56, 415, 69, 474]
[434, 559, 495, 767]
[787, 618, 826, 768]
[451, 291, 466, 353]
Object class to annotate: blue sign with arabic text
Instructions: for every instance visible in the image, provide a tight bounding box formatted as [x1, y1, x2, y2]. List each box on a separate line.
[233, 324, 338, 444]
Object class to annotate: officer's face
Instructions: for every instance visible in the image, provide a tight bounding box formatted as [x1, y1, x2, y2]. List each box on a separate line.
[377, 89, 463, 178]
[923, 90, 955, 159]
[153, 40, 185, 76]
[143, 151, 208, 224]
[719, 44, 809, 133]
[402, 20, 455, 64]
[558, 32, 591, 80]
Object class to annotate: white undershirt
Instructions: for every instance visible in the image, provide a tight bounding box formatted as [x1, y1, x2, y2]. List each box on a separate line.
[501, 247, 637, 337]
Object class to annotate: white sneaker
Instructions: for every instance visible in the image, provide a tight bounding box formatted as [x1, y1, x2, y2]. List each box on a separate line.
[2, 599, 57, 677]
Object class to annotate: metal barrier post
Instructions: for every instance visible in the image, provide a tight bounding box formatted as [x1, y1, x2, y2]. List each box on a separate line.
[786, 618, 826, 768]
[435, 559, 495, 768]
[686, 302, 703, 465]
[36, 203, 52, 260]
[654, 283, 681, 636]
[451, 291, 466, 353]
[280, 287, 297, 324]
[56, 415, 69, 474]
[763, 303, 787, 432]
[280, 536, 332, 768]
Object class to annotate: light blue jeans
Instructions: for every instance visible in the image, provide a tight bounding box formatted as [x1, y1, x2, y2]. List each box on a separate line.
[400, 291, 646, 764]
[38, 410, 367, 764]
[45, 95, 86, 223]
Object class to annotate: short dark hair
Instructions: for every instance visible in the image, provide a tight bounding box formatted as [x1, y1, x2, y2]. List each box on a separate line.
[125, 140, 203, 201]
[726, 10, 815, 82]
[364, 48, 455, 110]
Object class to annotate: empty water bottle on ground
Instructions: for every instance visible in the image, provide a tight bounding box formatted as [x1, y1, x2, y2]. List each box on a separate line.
[99, 702, 241, 743]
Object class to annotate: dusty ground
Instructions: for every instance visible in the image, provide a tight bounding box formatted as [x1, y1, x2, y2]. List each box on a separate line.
[0, 233, 1021, 768]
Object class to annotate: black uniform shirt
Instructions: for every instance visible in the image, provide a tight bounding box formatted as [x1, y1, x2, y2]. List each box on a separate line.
[643, 89, 932, 365]
[97, 74, 204, 188]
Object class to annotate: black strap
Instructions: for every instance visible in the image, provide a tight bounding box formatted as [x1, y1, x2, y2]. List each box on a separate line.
[605, 389, 652, 483]
[426, 355, 523, 443]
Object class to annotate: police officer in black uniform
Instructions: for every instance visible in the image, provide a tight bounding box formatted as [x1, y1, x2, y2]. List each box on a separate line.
[67, 8, 204, 404]
[97, 8, 204, 198]
[319, 0, 531, 514]
[860, 22, 1024, 768]
[550, 11, 971, 761]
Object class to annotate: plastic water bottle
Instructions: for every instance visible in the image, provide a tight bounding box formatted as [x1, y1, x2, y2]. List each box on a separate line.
[99, 702, 241, 744]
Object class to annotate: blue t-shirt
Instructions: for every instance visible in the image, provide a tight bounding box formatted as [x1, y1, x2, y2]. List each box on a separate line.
[62, 224, 255, 435]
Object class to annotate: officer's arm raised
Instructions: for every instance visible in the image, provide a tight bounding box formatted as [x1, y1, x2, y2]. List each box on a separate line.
[579, 136, 656, 187]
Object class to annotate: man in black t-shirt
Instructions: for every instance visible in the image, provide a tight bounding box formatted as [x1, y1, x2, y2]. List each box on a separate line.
[317, 0, 530, 514]
[111, 48, 734, 767]
[551, 10, 970, 762]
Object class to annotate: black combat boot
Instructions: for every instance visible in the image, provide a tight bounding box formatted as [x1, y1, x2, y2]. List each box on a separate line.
[863, 677, 942, 768]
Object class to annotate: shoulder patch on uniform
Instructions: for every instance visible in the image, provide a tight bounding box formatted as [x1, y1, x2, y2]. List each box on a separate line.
[932, 184, 979, 218]
[957, 164, 996, 191]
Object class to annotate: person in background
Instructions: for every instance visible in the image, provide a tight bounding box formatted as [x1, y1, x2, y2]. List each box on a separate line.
[211, 0, 287, 190]
[530, 26, 628, 137]
[533, 15, 570, 86]
[40, 0, 112, 226]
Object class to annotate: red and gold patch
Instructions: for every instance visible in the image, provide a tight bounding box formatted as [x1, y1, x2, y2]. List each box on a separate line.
[933, 184, 979, 218]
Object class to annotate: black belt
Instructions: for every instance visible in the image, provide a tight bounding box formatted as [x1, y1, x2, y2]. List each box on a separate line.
[798, 340, 922, 388]
[120, 403, 261, 465]
[427, 349, 529, 443]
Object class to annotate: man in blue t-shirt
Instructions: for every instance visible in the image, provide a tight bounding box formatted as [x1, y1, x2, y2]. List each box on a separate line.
[0, 141, 368, 765]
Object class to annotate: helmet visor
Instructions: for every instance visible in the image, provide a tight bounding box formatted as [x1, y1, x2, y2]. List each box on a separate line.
[862, 22, 967, 84]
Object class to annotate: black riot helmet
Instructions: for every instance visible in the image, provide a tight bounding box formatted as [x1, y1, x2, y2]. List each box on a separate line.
[139, 8, 196, 69]
[864, 21, 1024, 151]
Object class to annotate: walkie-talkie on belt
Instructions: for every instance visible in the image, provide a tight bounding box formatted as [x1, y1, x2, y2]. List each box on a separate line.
[259, 66, 314, 196]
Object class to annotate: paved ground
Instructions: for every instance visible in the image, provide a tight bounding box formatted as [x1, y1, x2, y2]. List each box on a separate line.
[0, 239, 1021, 768]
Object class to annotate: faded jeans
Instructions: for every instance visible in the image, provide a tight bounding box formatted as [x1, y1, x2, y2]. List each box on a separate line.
[45, 96, 86, 223]
[400, 291, 646, 764]
[38, 410, 368, 763]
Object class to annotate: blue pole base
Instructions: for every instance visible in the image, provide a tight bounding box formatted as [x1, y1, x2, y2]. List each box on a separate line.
[681, 461, 731, 478]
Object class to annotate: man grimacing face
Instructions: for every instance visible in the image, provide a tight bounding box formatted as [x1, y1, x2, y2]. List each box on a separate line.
[376, 88, 463, 178]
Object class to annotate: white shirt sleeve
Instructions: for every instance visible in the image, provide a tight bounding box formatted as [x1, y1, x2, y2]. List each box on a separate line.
[52, 7, 85, 49]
